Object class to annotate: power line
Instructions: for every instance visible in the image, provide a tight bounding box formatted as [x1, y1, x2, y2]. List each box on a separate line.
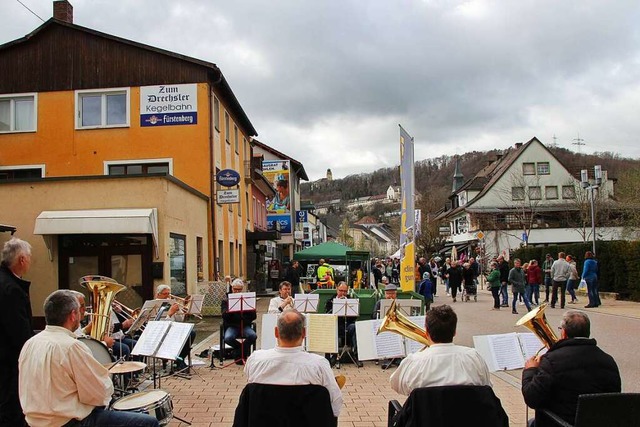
[15, 0, 45, 22]
[572, 133, 585, 153]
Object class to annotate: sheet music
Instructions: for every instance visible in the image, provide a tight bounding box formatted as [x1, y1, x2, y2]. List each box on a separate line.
[333, 298, 360, 317]
[518, 332, 547, 359]
[260, 314, 279, 350]
[126, 307, 153, 334]
[188, 294, 205, 314]
[294, 294, 319, 313]
[131, 321, 171, 356]
[372, 319, 406, 358]
[488, 333, 525, 370]
[306, 314, 338, 353]
[404, 316, 427, 354]
[141, 299, 166, 319]
[228, 292, 256, 312]
[155, 322, 194, 360]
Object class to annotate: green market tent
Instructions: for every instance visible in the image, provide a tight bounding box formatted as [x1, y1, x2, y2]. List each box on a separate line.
[293, 241, 354, 262]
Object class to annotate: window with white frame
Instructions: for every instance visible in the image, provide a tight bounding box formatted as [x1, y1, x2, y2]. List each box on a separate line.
[529, 186, 542, 200]
[522, 162, 535, 175]
[0, 165, 44, 181]
[562, 185, 576, 199]
[545, 186, 558, 199]
[537, 162, 550, 175]
[512, 186, 525, 200]
[0, 94, 36, 132]
[76, 88, 129, 128]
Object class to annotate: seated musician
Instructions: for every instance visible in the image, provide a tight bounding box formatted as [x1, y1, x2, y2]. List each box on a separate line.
[222, 279, 257, 365]
[267, 281, 294, 314]
[18, 290, 159, 427]
[324, 282, 363, 367]
[372, 281, 397, 319]
[244, 309, 343, 417]
[389, 305, 492, 396]
[155, 284, 196, 371]
[71, 290, 135, 361]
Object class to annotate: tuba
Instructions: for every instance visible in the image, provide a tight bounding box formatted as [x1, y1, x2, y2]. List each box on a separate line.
[377, 299, 433, 347]
[80, 275, 125, 341]
[515, 302, 559, 350]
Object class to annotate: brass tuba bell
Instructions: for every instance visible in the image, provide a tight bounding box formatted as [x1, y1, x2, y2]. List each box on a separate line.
[515, 302, 559, 349]
[377, 299, 433, 347]
[80, 275, 125, 341]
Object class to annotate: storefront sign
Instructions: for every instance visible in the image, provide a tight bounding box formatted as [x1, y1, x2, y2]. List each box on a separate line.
[140, 84, 197, 127]
[216, 189, 239, 204]
[216, 169, 241, 187]
[263, 160, 292, 235]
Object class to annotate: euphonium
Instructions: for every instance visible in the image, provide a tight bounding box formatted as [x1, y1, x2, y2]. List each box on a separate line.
[80, 275, 125, 341]
[515, 302, 559, 350]
[377, 299, 433, 347]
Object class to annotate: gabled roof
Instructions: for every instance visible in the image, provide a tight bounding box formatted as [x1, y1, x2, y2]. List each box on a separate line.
[251, 139, 309, 181]
[0, 18, 257, 136]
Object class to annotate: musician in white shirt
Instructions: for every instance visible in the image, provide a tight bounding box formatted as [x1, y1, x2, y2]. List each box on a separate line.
[244, 309, 343, 417]
[390, 304, 492, 396]
[268, 281, 294, 313]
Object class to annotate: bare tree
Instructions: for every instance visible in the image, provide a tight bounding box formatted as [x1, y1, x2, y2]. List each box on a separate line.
[338, 217, 354, 248]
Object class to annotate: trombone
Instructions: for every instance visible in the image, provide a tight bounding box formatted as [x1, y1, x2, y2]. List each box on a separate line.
[111, 300, 141, 320]
[169, 294, 202, 319]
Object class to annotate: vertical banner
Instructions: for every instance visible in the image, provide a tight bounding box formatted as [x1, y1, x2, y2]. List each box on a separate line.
[262, 160, 292, 234]
[399, 125, 415, 292]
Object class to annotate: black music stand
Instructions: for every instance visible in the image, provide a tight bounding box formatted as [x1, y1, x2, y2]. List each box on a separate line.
[332, 298, 361, 368]
[219, 292, 256, 369]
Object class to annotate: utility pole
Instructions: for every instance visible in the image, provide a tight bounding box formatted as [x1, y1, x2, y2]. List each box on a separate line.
[572, 133, 585, 153]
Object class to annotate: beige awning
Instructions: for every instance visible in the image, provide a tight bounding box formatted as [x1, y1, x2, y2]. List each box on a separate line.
[34, 208, 159, 258]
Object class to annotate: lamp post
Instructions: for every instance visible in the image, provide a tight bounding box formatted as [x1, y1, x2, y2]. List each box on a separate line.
[580, 165, 602, 255]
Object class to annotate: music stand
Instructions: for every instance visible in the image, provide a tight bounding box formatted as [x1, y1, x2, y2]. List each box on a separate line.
[221, 292, 256, 368]
[187, 294, 205, 319]
[332, 298, 362, 368]
[294, 294, 319, 313]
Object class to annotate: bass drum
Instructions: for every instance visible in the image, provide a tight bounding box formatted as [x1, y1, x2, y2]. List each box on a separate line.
[111, 390, 173, 426]
[78, 337, 112, 365]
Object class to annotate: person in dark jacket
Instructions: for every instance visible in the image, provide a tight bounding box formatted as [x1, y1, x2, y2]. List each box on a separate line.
[222, 279, 257, 365]
[446, 261, 463, 303]
[0, 238, 34, 427]
[462, 262, 476, 301]
[497, 256, 510, 307]
[521, 310, 621, 426]
[284, 261, 302, 296]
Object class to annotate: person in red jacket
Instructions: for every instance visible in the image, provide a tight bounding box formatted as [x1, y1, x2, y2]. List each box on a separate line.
[525, 259, 542, 306]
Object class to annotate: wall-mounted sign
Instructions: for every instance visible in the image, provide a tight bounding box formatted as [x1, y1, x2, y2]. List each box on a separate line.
[296, 210, 308, 223]
[140, 84, 197, 127]
[267, 214, 291, 234]
[216, 169, 241, 187]
[263, 160, 292, 235]
[216, 189, 239, 204]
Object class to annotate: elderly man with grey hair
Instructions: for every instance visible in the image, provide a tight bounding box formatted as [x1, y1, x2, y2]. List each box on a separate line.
[522, 310, 621, 426]
[0, 237, 34, 426]
[244, 309, 343, 417]
[19, 290, 158, 427]
[155, 283, 196, 371]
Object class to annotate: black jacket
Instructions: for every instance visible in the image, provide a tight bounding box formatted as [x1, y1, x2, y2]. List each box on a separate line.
[522, 338, 621, 425]
[0, 264, 33, 364]
[221, 298, 257, 330]
[498, 260, 510, 283]
[447, 266, 463, 287]
[325, 295, 356, 333]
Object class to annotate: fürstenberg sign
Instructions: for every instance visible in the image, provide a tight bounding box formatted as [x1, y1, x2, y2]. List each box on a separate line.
[140, 84, 198, 127]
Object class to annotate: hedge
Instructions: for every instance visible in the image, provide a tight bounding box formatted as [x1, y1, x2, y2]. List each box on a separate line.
[511, 240, 640, 301]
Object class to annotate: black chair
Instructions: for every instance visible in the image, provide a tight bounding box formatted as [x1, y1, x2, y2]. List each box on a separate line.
[388, 385, 509, 427]
[217, 322, 256, 365]
[535, 393, 640, 427]
[233, 383, 337, 427]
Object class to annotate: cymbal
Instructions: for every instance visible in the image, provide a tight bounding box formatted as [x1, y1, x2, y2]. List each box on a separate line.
[105, 361, 146, 374]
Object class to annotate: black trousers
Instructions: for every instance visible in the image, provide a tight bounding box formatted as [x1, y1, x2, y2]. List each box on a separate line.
[0, 360, 24, 427]
[551, 280, 567, 308]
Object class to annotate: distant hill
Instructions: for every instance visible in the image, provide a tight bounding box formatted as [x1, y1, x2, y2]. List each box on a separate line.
[301, 145, 640, 218]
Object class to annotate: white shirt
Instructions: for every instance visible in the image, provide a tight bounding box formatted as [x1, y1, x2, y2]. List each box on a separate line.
[244, 345, 343, 416]
[19, 325, 114, 427]
[267, 296, 293, 314]
[389, 343, 492, 396]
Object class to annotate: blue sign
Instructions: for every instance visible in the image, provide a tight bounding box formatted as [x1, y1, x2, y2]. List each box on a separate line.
[216, 169, 241, 187]
[140, 112, 197, 127]
[296, 210, 308, 223]
[267, 214, 292, 234]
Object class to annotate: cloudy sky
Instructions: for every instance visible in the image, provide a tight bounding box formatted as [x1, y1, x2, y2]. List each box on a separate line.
[2, 1, 640, 180]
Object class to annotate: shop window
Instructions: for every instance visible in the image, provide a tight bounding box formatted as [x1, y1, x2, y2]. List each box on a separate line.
[76, 88, 129, 128]
[169, 233, 187, 296]
[0, 93, 36, 132]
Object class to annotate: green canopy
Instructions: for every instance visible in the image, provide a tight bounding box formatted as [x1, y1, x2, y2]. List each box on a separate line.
[293, 241, 354, 262]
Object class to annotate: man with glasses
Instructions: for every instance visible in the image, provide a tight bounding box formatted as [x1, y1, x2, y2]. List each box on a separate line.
[521, 310, 621, 425]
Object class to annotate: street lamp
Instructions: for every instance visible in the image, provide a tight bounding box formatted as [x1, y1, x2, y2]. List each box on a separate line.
[580, 165, 602, 255]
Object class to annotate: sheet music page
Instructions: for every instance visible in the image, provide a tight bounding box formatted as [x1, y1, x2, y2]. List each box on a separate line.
[126, 307, 152, 334]
[345, 299, 359, 317]
[228, 292, 257, 312]
[372, 319, 406, 358]
[487, 333, 525, 370]
[260, 314, 279, 350]
[518, 332, 547, 359]
[294, 294, 319, 313]
[306, 314, 338, 353]
[155, 322, 194, 360]
[404, 316, 426, 354]
[188, 295, 205, 314]
[331, 298, 349, 317]
[131, 321, 170, 356]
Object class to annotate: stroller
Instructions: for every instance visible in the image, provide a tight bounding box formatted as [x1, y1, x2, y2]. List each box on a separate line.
[462, 280, 478, 302]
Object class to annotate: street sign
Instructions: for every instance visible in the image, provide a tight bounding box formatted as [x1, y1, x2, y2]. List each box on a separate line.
[476, 231, 485, 240]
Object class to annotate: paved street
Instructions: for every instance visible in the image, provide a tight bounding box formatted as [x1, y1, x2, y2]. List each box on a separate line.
[153, 284, 640, 427]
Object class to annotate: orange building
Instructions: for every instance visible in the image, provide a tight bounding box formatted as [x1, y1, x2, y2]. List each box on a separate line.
[0, 2, 261, 324]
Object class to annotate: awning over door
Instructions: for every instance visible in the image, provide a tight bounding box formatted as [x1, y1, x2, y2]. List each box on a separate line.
[34, 208, 159, 258]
